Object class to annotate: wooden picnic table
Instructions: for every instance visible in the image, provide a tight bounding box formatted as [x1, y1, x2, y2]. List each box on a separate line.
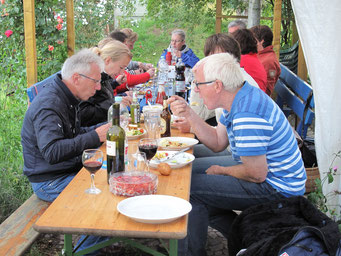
[34, 127, 194, 256]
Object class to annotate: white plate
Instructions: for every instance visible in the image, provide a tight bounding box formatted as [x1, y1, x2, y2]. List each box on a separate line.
[149, 151, 195, 169]
[117, 195, 192, 224]
[126, 128, 146, 140]
[158, 137, 199, 151]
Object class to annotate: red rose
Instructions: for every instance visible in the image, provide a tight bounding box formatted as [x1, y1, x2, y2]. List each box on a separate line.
[1, 0, 5, 4]
[57, 16, 63, 24]
[55, 23, 62, 31]
[48, 45, 54, 51]
[56, 40, 64, 45]
[5, 29, 13, 38]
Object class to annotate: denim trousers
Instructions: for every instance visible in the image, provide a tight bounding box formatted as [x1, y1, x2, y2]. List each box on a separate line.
[31, 174, 108, 255]
[178, 146, 285, 256]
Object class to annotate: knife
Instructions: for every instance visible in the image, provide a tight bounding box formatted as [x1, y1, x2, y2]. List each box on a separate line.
[158, 148, 189, 163]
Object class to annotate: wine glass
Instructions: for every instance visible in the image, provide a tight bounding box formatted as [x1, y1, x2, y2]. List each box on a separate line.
[126, 152, 148, 172]
[82, 149, 103, 194]
[138, 138, 158, 170]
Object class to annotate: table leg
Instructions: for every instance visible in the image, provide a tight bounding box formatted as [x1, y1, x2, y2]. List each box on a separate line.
[169, 239, 178, 256]
[63, 234, 73, 256]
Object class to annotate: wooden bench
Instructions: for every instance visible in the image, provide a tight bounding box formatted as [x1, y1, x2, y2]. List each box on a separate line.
[274, 63, 315, 139]
[0, 194, 49, 256]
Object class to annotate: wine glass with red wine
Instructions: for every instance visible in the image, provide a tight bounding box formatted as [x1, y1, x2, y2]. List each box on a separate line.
[82, 149, 103, 194]
[138, 138, 158, 170]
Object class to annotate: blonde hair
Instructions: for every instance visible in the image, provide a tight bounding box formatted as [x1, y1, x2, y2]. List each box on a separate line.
[91, 39, 132, 62]
[121, 28, 138, 42]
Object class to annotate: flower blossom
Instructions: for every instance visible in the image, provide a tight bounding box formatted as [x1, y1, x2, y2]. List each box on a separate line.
[57, 16, 63, 24]
[1, 0, 5, 5]
[5, 29, 13, 37]
[56, 23, 62, 31]
[57, 40, 64, 45]
[48, 45, 54, 51]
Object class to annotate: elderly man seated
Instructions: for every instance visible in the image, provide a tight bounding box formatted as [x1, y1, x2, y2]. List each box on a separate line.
[168, 53, 306, 256]
[161, 28, 200, 68]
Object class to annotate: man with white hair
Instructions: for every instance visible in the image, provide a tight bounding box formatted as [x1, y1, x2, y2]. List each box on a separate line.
[161, 28, 199, 68]
[228, 19, 247, 33]
[168, 53, 306, 256]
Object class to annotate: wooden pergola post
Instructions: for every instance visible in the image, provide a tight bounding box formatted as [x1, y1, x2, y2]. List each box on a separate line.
[272, 0, 282, 59]
[66, 0, 75, 56]
[215, 0, 223, 33]
[23, 0, 37, 87]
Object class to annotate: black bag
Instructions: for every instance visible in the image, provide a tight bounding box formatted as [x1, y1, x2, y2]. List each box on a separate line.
[300, 137, 318, 168]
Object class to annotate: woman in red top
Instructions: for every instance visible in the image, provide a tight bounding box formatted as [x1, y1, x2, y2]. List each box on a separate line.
[114, 69, 155, 94]
[232, 29, 267, 93]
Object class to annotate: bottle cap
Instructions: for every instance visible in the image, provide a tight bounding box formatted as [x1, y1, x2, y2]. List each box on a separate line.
[115, 96, 123, 103]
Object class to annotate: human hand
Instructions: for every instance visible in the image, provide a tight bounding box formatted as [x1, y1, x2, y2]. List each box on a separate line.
[173, 117, 191, 133]
[168, 95, 191, 118]
[116, 74, 127, 84]
[144, 63, 154, 70]
[206, 165, 224, 175]
[125, 90, 133, 97]
[95, 123, 110, 142]
[174, 50, 182, 58]
[146, 68, 155, 78]
[122, 96, 132, 106]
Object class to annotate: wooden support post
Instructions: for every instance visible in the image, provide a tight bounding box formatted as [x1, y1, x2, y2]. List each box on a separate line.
[297, 41, 308, 81]
[66, 0, 75, 56]
[23, 0, 37, 88]
[273, 0, 282, 59]
[215, 0, 222, 33]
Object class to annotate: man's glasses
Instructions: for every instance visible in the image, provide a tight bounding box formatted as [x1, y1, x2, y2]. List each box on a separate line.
[79, 74, 101, 84]
[171, 39, 183, 43]
[193, 80, 216, 89]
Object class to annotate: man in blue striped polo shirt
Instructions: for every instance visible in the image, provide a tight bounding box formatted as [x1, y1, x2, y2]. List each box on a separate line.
[168, 52, 306, 256]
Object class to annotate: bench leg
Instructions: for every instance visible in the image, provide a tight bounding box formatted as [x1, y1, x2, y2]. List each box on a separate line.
[63, 234, 73, 255]
[169, 239, 178, 256]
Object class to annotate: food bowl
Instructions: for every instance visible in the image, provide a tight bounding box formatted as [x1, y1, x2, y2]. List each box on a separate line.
[109, 171, 158, 197]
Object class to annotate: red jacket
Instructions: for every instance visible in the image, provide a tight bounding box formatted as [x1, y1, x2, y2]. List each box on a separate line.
[257, 46, 281, 96]
[240, 53, 267, 93]
[114, 71, 151, 94]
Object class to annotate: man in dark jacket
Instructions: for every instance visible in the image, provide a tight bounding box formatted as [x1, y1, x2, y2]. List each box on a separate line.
[21, 49, 109, 201]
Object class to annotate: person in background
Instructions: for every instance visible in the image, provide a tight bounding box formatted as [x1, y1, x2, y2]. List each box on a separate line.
[79, 40, 133, 126]
[120, 28, 154, 74]
[108, 32, 155, 93]
[231, 28, 268, 93]
[250, 25, 281, 96]
[21, 49, 111, 253]
[168, 53, 306, 256]
[161, 29, 200, 68]
[228, 19, 246, 34]
[174, 33, 259, 134]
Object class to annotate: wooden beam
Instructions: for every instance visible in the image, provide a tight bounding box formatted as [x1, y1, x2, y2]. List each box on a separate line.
[297, 41, 308, 81]
[66, 0, 75, 56]
[273, 0, 282, 59]
[216, 0, 222, 33]
[23, 0, 37, 88]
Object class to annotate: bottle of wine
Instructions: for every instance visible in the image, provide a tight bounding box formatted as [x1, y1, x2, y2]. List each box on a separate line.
[106, 102, 125, 184]
[175, 58, 186, 99]
[160, 95, 171, 138]
[130, 91, 140, 126]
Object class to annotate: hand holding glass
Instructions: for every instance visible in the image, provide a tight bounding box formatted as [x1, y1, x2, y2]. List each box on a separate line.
[82, 149, 103, 194]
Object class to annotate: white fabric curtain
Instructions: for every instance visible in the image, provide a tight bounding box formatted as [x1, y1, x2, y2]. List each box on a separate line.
[291, 0, 341, 212]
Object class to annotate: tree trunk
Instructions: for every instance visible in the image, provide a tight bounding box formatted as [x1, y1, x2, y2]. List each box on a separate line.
[247, 0, 261, 28]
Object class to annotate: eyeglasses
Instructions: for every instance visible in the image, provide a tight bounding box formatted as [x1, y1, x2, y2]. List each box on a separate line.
[79, 74, 101, 84]
[171, 39, 183, 43]
[193, 80, 216, 89]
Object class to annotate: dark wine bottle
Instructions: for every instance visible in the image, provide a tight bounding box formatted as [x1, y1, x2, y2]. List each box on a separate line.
[175, 58, 186, 99]
[106, 102, 125, 183]
[160, 95, 171, 137]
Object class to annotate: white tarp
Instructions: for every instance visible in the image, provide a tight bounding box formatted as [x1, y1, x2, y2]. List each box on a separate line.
[291, 0, 341, 212]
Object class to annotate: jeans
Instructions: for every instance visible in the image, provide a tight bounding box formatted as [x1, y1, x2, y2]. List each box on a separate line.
[31, 174, 108, 255]
[193, 143, 231, 158]
[178, 155, 285, 256]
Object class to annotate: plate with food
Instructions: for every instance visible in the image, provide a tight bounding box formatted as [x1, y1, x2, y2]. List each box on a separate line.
[126, 126, 146, 140]
[158, 137, 199, 151]
[117, 195, 192, 224]
[149, 151, 195, 169]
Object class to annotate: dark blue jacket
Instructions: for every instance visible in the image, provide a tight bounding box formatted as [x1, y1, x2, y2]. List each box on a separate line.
[21, 73, 102, 182]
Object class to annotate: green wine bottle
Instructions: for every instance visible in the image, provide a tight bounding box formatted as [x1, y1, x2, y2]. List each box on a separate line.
[106, 102, 125, 184]
[130, 91, 140, 126]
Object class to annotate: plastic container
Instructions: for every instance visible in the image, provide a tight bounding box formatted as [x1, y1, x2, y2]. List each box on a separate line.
[109, 171, 158, 197]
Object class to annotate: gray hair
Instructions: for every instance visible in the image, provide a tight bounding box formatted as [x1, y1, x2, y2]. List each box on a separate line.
[61, 49, 105, 80]
[194, 53, 244, 92]
[171, 29, 186, 41]
[228, 20, 247, 30]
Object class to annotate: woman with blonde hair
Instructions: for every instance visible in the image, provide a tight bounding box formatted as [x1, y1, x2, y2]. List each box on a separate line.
[79, 39, 133, 126]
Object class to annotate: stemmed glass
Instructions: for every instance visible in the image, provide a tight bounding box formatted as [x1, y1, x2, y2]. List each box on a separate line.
[138, 138, 158, 170]
[82, 149, 103, 194]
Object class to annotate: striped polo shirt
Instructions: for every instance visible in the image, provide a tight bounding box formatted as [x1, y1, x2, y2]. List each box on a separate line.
[219, 82, 306, 197]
